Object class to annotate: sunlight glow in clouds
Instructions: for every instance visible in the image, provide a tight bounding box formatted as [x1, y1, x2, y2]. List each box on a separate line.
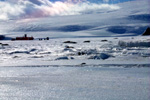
[0, 0, 120, 20]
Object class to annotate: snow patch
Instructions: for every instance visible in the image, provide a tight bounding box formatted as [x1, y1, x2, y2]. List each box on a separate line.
[118, 40, 150, 47]
[89, 53, 112, 60]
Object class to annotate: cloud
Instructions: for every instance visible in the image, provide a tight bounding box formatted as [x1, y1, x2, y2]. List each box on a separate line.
[0, 1, 25, 20]
[0, 0, 120, 20]
[103, 0, 109, 2]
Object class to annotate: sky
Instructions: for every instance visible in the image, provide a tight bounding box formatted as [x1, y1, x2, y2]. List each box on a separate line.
[0, 0, 150, 37]
[0, 0, 133, 20]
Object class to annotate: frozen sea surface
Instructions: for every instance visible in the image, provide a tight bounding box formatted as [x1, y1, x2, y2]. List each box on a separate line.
[0, 66, 150, 100]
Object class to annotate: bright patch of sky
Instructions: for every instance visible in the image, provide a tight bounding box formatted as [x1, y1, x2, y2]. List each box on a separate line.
[50, 0, 133, 4]
[0, 0, 122, 20]
[0, 0, 148, 21]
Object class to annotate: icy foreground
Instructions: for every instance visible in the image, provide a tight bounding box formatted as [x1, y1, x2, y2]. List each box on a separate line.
[0, 36, 150, 66]
[0, 36, 150, 100]
[0, 66, 150, 100]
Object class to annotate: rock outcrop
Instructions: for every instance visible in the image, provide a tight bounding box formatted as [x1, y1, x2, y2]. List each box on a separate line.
[142, 27, 150, 36]
[0, 35, 5, 40]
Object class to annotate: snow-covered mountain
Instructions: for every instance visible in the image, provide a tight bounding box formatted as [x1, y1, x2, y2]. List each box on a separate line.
[0, 0, 149, 38]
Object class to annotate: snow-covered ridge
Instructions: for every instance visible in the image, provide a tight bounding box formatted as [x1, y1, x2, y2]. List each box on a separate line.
[0, 36, 150, 66]
[119, 39, 150, 47]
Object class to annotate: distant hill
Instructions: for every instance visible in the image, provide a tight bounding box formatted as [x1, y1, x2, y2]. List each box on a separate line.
[0, 35, 5, 40]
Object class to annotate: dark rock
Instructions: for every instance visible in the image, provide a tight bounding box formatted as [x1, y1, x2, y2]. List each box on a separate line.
[9, 51, 30, 54]
[46, 37, 49, 40]
[39, 52, 51, 54]
[1, 44, 9, 46]
[101, 39, 108, 42]
[55, 56, 74, 60]
[65, 45, 74, 49]
[43, 37, 49, 40]
[70, 57, 74, 59]
[55, 56, 69, 60]
[77, 52, 85, 55]
[83, 40, 90, 43]
[30, 48, 37, 52]
[77, 49, 98, 56]
[81, 63, 86, 65]
[142, 27, 150, 36]
[63, 41, 77, 44]
[11, 38, 16, 41]
[0, 35, 5, 40]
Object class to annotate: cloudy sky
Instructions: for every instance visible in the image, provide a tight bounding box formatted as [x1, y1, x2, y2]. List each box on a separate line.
[0, 0, 149, 37]
[0, 0, 134, 20]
